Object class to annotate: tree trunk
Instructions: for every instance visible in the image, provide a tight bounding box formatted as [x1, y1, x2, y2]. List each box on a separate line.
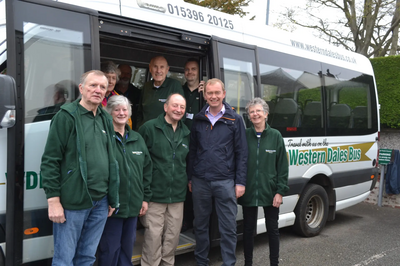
[389, 0, 400, 55]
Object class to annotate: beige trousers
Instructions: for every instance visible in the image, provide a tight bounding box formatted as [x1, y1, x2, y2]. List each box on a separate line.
[140, 202, 184, 266]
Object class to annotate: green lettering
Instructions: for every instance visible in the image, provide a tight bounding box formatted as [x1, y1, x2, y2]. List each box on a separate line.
[26, 171, 38, 190]
[289, 150, 299, 166]
[312, 152, 317, 164]
[318, 152, 326, 163]
[299, 152, 304, 165]
[327, 148, 333, 163]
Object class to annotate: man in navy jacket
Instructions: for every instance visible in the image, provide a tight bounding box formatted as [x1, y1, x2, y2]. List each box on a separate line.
[188, 78, 248, 266]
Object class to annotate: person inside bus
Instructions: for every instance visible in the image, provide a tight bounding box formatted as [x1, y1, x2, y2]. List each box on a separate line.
[138, 93, 190, 266]
[101, 61, 120, 107]
[239, 97, 289, 266]
[40, 70, 119, 265]
[188, 78, 248, 266]
[136, 55, 184, 129]
[98, 95, 152, 266]
[114, 64, 141, 129]
[183, 58, 205, 130]
[181, 58, 204, 232]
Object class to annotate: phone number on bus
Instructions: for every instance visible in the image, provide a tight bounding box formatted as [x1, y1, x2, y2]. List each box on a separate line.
[167, 3, 234, 30]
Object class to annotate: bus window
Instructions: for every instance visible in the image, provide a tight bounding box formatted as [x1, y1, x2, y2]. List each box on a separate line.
[323, 67, 378, 135]
[216, 42, 256, 119]
[259, 65, 323, 131]
[24, 23, 88, 123]
[132, 67, 147, 88]
[258, 48, 324, 136]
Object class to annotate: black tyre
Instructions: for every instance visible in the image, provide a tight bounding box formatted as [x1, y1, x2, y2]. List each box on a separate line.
[293, 184, 329, 237]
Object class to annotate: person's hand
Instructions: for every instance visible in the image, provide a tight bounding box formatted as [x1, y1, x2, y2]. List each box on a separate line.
[188, 181, 192, 192]
[235, 185, 245, 198]
[108, 206, 115, 217]
[198, 81, 205, 94]
[273, 194, 283, 208]
[139, 201, 148, 217]
[48, 197, 66, 223]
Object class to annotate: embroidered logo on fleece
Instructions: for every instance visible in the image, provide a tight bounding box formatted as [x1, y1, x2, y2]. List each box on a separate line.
[265, 150, 276, 153]
[132, 151, 143, 155]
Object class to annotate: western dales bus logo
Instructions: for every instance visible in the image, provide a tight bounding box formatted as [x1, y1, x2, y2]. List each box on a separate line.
[287, 142, 374, 166]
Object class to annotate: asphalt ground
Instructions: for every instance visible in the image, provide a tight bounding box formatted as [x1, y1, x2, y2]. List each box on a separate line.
[175, 202, 400, 266]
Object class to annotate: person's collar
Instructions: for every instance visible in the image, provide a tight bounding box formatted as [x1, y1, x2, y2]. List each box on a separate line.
[153, 78, 167, 89]
[205, 104, 225, 116]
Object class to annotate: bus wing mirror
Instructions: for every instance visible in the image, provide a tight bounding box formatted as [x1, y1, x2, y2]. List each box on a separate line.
[0, 74, 17, 129]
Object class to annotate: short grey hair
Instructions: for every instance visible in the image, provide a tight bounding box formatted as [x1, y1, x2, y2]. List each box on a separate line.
[165, 93, 186, 106]
[101, 61, 121, 82]
[104, 95, 132, 118]
[246, 97, 269, 118]
[80, 70, 108, 87]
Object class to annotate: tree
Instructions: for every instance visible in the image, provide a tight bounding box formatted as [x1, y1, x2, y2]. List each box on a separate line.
[184, 0, 253, 18]
[280, 0, 400, 57]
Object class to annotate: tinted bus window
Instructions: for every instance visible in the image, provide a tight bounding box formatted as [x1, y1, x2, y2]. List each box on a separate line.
[217, 42, 256, 119]
[24, 23, 89, 123]
[323, 71, 378, 135]
[258, 48, 324, 136]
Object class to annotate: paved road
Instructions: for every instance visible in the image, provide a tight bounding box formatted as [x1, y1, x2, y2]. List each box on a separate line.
[175, 202, 400, 266]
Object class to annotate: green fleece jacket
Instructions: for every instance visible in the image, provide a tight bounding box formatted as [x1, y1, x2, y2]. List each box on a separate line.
[138, 113, 190, 203]
[113, 125, 152, 218]
[41, 99, 120, 210]
[239, 123, 289, 207]
[137, 77, 184, 129]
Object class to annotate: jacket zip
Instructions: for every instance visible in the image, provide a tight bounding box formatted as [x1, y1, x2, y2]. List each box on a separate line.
[116, 133, 132, 214]
[159, 126, 184, 203]
[255, 136, 260, 206]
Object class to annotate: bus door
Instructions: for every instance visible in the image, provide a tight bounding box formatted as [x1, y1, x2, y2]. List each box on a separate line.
[209, 37, 258, 242]
[6, 1, 98, 264]
[97, 13, 211, 264]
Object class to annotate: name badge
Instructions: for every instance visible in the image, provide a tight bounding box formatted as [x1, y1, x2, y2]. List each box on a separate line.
[186, 113, 194, 120]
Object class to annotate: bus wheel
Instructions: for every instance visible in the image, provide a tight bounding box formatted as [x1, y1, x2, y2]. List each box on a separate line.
[293, 184, 328, 237]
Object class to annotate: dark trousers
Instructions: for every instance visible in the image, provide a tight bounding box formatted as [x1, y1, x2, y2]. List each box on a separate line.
[98, 216, 138, 266]
[192, 177, 237, 266]
[242, 206, 280, 266]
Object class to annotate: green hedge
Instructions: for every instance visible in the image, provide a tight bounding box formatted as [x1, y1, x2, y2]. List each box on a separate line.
[370, 56, 400, 129]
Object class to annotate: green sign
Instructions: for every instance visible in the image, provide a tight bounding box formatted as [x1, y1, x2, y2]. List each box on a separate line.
[379, 149, 392, 165]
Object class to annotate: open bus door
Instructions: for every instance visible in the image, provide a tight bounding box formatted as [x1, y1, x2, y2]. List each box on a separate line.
[5, 0, 99, 264]
[96, 11, 211, 264]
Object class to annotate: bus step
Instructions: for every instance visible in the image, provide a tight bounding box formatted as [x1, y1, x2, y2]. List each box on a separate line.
[131, 229, 196, 265]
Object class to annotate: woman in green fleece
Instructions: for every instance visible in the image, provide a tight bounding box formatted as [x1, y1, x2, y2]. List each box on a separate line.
[239, 97, 289, 266]
[98, 95, 152, 266]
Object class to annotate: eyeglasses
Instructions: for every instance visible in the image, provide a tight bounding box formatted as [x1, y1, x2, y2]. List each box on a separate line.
[249, 109, 265, 115]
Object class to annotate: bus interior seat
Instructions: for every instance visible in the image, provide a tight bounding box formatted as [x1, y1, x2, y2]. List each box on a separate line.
[329, 104, 351, 128]
[302, 101, 322, 128]
[242, 112, 252, 128]
[266, 100, 275, 124]
[352, 106, 368, 128]
[270, 98, 301, 127]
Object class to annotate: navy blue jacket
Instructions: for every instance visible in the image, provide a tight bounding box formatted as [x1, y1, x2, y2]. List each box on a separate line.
[188, 102, 248, 185]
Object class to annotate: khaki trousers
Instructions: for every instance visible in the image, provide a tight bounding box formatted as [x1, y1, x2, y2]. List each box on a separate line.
[140, 202, 184, 266]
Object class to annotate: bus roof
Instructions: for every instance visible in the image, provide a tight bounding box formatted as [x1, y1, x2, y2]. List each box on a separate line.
[0, 0, 372, 75]
[55, 0, 372, 74]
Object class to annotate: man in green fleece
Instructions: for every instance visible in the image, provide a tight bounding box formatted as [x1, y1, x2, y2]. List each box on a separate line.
[138, 93, 190, 266]
[136, 56, 184, 129]
[40, 70, 119, 266]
